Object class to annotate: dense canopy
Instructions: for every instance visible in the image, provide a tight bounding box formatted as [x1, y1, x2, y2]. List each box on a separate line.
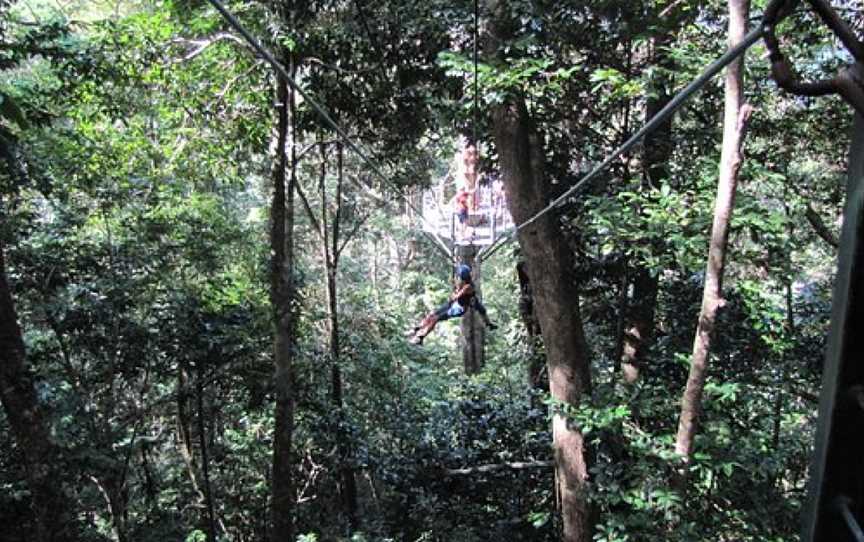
[1, 0, 860, 541]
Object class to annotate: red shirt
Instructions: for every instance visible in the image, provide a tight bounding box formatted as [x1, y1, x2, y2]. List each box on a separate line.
[455, 191, 470, 211]
[451, 282, 476, 306]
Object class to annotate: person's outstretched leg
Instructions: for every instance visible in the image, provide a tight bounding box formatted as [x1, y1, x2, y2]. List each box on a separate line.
[410, 303, 450, 345]
[473, 298, 497, 330]
[411, 315, 438, 344]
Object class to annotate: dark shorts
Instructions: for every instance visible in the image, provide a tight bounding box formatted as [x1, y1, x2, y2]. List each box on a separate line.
[435, 301, 465, 321]
[457, 209, 468, 224]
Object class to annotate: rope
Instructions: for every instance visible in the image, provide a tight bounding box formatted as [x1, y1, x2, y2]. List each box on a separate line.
[205, 0, 454, 260]
[473, 0, 479, 146]
[477, 26, 764, 263]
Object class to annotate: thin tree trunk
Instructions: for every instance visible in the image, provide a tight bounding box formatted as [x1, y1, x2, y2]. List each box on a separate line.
[619, 27, 673, 384]
[141, 443, 157, 504]
[0, 242, 76, 542]
[177, 364, 204, 500]
[487, 6, 594, 530]
[774, 206, 796, 451]
[612, 264, 628, 376]
[270, 49, 297, 541]
[321, 142, 359, 532]
[460, 140, 485, 375]
[91, 475, 128, 542]
[107, 475, 129, 542]
[516, 261, 544, 392]
[197, 370, 217, 542]
[675, 0, 752, 464]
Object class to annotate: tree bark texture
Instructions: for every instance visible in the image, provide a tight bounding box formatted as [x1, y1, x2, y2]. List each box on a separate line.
[487, 9, 594, 530]
[804, 205, 839, 248]
[801, 82, 864, 542]
[270, 55, 297, 542]
[459, 244, 485, 375]
[492, 102, 593, 540]
[620, 267, 658, 383]
[0, 243, 76, 541]
[516, 261, 545, 391]
[675, 0, 752, 463]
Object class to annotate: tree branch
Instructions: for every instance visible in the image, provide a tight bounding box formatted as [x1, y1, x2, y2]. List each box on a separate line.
[170, 32, 250, 63]
[336, 207, 373, 259]
[804, 205, 839, 248]
[304, 56, 378, 75]
[294, 180, 325, 242]
[442, 460, 553, 476]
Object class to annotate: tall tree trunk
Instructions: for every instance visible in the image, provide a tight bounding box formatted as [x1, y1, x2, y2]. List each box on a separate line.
[487, 4, 594, 530]
[492, 98, 594, 542]
[270, 51, 297, 542]
[774, 203, 796, 451]
[321, 142, 359, 532]
[0, 242, 76, 542]
[619, 26, 674, 384]
[459, 245, 485, 375]
[141, 442, 157, 504]
[675, 0, 752, 464]
[620, 267, 658, 383]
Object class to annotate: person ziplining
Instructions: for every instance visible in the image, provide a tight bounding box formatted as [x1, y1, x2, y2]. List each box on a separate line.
[408, 137, 505, 349]
[406, 264, 497, 346]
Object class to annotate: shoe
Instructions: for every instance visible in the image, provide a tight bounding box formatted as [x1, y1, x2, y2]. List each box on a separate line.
[409, 335, 424, 346]
[404, 326, 419, 337]
[486, 322, 498, 331]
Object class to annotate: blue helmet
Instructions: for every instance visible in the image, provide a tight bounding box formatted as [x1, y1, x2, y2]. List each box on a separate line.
[456, 264, 472, 282]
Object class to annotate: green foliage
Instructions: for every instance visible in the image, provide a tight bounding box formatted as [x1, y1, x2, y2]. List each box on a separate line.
[590, 68, 645, 102]
[0, 91, 29, 128]
[584, 179, 714, 273]
[185, 530, 208, 542]
[0, 0, 843, 540]
[438, 50, 579, 106]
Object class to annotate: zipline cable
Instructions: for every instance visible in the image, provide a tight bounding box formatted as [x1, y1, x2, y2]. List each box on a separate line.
[444, 0, 481, 263]
[206, 0, 385, 185]
[205, 0, 455, 260]
[477, 26, 765, 263]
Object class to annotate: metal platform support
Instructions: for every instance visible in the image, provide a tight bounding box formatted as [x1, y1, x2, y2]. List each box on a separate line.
[421, 181, 514, 248]
[803, 98, 864, 542]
